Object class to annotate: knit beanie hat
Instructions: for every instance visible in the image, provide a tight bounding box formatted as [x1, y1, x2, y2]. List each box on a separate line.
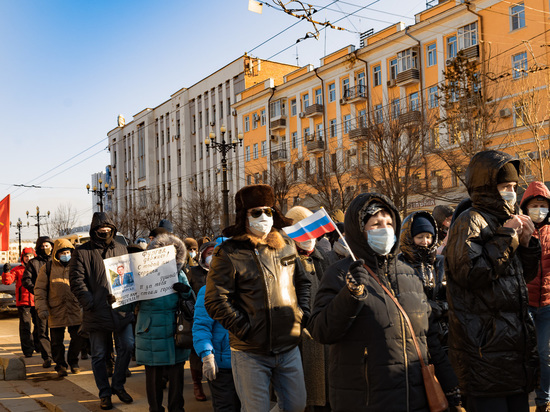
[497, 162, 519, 184]
[285, 206, 313, 224]
[158, 219, 173, 233]
[411, 216, 435, 237]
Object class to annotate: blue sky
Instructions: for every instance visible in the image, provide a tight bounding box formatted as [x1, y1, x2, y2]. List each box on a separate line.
[0, 0, 425, 240]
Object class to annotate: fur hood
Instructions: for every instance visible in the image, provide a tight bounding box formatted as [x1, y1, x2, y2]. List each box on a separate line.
[148, 233, 187, 272]
[232, 230, 286, 250]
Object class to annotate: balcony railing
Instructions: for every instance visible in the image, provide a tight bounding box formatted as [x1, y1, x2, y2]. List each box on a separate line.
[306, 139, 325, 153]
[399, 110, 422, 125]
[270, 118, 286, 131]
[396, 68, 420, 87]
[305, 104, 323, 118]
[344, 85, 367, 103]
[349, 126, 371, 141]
[271, 148, 288, 162]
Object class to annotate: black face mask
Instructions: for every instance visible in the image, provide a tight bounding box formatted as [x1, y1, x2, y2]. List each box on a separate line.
[96, 231, 110, 240]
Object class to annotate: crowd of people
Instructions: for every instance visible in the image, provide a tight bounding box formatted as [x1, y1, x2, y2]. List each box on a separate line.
[2, 148, 550, 412]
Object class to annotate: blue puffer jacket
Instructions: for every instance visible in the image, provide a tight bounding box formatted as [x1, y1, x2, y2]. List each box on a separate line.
[193, 285, 232, 369]
[135, 270, 191, 366]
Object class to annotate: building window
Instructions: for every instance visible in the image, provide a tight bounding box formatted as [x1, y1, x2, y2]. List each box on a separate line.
[391, 99, 401, 119]
[315, 88, 322, 104]
[397, 48, 417, 72]
[253, 143, 259, 159]
[260, 109, 266, 126]
[270, 99, 286, 118]
[357, 71, 366, 86]
[447, 35, 457, 59]
[138, 123, 145, 179]
[293, 164, 299, 180]
[316, 123, 323, 138]
[427, 43, 437, 67]
[514, 102, 528, 127]
[246, 146, 251, 161]
[291, 99, 297, 116]
[373, 65, 382, 87]
[342, 78, 350, 98]
[227, 98, 231, 116]
[428, 86, 439, 108]
[220, 101, 223, 119]
[292, 132, 298, 149]
[512, 52, 528, 79]
[247, 175, 252, 185]
[331, 153, 338, 173]
[199, 112, 202, 128]
[343, 115, 352, 134]
[244, 116, 250, 132]
[303, 93, 310, 109]
[458, 22, 478, 50]
[330, 119, 337, 137]
[510, 3, 525, 31]
[304, 127, 310, 142]
[409, 92, 419, 111]
[252, 113, 258, 129]
[389, 59, 398, 80]
[177, 149, 181, 166]
[261, 140, 267, 157]
[328, 83, 336, 102]
[374, 104, 383, 124]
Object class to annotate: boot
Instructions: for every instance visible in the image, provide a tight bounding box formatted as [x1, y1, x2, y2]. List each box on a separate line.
[190, 367, 206, 402]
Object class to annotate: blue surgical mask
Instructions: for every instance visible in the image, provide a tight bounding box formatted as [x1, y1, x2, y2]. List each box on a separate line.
[59, 254, 71, 263]
[367, 228, 396, 256]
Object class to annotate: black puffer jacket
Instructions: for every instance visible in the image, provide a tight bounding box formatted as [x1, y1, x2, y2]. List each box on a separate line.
[69, 212, 131, 333]
[310, 193, 456, 412]
[445, 150, 541, 397]
[205, 230, 311, 355]
[22, 236, 54, 294]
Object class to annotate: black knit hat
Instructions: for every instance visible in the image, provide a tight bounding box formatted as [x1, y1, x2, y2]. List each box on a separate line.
[411, 216, 435, 237]
[497, 162, 519, 184]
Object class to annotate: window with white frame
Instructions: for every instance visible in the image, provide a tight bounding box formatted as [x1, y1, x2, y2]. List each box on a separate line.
[409, 92, 419, 111]
[428, 86, 439, 108]
[253, 143, 259, 159]
[261, 140, 267, 157]
[330, 119, 337, 137]
[304, 127, 310, 142]
[357, 71, 366, 86]
[291, 99, 297, 116]
[328, 83, 336, 102]
[252, 113, 258, 129]
[373, 65, 382, 86]
[427, 43, 437, 67]
[374, 104, 383, 124]
[270, 100, 285, 118]
[292, 131, 298, 149]
[458, 22, 478, 50]
[303, 93, 310, 109]
[397, 48, 418, 72]
[390, 59, 398, 80]
[510, 3, 525, 31]
[342, 78, 350, 96]
[358, 109, 367, 127]
[447, 35, 457, 59]
[343, 115, 351, 134]
[512, 52, 528, 79]
[316, 123, 323, 138]
[260, 109, 266, 126]
[315, 88, 322, 104]
[244, 116, 250, 132]
[246, 146, 251, 161]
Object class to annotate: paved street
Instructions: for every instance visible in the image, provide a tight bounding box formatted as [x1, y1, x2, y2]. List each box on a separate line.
[0, 313, 213, 411]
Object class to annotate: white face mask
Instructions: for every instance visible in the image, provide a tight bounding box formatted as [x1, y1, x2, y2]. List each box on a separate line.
[367, 227, 396, 256]
[500, 190, 517, 207]
[297, 238, 316, 252]
[248, 214, 273, 237]
[529, 207, 549, 223]
[333, 238, 350, 257]
[189, 250, 197, 259]
[205, 255, 213, 267]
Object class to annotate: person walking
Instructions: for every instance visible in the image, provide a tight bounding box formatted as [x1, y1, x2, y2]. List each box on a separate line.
[21, 236, 54, 367]
[205, 184, 311, 412]
[136, 232, 192, 412]
[309, 193, 458, 412]
[520, 180, 550, 412]
[69, 212, 134, 410]
[35, 239, 83, 377]
[2, 248, 38, 358]
[445, 150, 540, 411]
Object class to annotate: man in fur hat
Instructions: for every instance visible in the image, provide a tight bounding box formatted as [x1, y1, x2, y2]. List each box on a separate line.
[205, 184, 311, 412]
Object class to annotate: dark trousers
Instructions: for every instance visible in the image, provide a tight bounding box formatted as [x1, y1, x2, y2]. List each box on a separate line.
[145, 363, 185, 412]
[465, 392, 529, 412]
[17, 306, 38, 356]
[50, 325, 83, 370]
[208, 368, 241, 412]
[36, 312, 52, 361]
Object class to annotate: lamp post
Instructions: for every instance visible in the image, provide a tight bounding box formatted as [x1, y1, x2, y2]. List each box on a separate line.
[86, 178, 116, 213]
[204, 125, 243, 229]
[11, 218, 29, 256]
[26, 207, 49, 238]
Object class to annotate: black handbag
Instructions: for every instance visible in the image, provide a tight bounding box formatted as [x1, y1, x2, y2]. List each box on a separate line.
[175, 290, 196, 349]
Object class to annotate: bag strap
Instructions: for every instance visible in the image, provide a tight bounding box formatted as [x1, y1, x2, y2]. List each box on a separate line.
[46, 260, 52, 302]
[362, 264, 427, 368]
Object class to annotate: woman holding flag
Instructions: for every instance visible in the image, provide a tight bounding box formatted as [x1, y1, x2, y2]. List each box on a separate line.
[309, 193, 458, 412]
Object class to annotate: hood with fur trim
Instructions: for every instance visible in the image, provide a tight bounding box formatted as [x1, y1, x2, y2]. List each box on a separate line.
[147, 233, 187, 272]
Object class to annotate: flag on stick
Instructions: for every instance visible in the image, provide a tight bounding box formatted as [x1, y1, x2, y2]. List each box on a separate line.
[282, 208, 336, 242]
[0, 195, 10, 252]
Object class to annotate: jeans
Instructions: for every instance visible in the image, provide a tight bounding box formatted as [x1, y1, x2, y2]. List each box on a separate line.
[89, 323, 134, 398]
[231, 346, 306, 412]
[530, 304, 550, 405]
[50, 325, 83, 370]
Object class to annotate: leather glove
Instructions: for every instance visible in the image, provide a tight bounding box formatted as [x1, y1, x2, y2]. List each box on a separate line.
[3, 263, 11, 273]
[173, 282, 191, 293]
[349, 259, 369, 287]
[39, 310, 49, 320]
[202, 353, 218, 381]
[107, 294, 116, 305]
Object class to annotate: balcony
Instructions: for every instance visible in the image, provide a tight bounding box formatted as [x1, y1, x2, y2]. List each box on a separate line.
[396, 68, 420, 87]
[349, 126, 371, 142]
[344, 85, 367, 103]
[270, 118, 286, 131]
[461, 44, 479, 60]
[305, 104, 323, 118]
[399, 110, 422, 125]
[306, 138, 325, 153]
[271, 148, 288, 162]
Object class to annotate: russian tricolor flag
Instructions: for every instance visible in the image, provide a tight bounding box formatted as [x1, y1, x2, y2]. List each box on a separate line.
[282, 208, 336, 242]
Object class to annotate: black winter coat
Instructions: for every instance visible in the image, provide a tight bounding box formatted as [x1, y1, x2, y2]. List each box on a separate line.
[69, 213, 131, 333]
[445, 150, 540, 397]
[22, 236, 54, 294]
[310, 193, 456, 412]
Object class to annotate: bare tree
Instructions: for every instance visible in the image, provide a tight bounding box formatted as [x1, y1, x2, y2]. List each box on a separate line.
[175, 189, 221, 239]
[48, 204, 78, 237]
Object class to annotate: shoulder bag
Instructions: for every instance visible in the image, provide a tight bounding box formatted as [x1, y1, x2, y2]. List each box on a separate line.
[175, 290, 196, 349]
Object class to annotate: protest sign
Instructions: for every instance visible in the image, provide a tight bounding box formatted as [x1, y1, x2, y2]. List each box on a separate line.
[103, 245, 178, 308]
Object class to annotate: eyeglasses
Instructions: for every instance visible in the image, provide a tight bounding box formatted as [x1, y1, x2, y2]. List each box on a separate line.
[248, 208, 274, 218]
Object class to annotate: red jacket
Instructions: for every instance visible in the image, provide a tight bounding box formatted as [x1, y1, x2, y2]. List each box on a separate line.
[520, 181, 550, 307]
[2, 247, 36, 307]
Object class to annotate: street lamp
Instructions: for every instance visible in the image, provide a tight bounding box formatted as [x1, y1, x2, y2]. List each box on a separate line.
[11, 218, 29, 256]
[86, 178, 116, 213]
[204, 125, 243, 229]
[26, 207, 49, 238]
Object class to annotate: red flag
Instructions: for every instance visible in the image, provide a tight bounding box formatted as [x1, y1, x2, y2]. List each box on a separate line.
[0, 195, 10, 251]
